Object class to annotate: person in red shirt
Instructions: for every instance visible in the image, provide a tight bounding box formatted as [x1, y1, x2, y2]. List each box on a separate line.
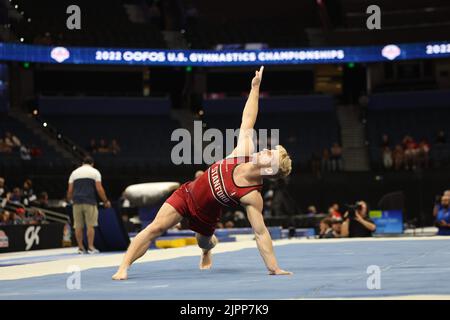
[403, 135, 418, 170]
[112, 67, 293, 280]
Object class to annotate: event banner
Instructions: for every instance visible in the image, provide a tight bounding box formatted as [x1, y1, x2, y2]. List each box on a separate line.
[0, 223, 64, 253]
[1, 41, 450, 66]
[369, 210, 404, 234]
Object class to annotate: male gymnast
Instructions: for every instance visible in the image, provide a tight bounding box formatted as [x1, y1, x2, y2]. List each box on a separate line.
[112, 66, 293, 280]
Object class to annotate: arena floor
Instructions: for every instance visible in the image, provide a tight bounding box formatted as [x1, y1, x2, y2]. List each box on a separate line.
[1, 237, 450, 300]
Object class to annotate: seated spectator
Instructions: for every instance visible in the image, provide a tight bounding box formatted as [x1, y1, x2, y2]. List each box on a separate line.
[23, 179, 37, 206]
[435, 130, 447, 145]
[33, 192, 49, 208]
[319, 218, 334, 238]
[306, 205, 317, 217]
[382, 146, 393, 170]
[328, 203, 342, 220]
[0, 138, 12, 153]
[9, 187, 23, 204]
[321, 148, 331, 172]
[87, 139, 98, 154]
[110, 139, 121, 155]
[4, 131, 21, 148]
[417, 139, 430, 169]
[0, 177, 9, 199]
[393, 144, 404, 171]
[0, 210, 10, 225]
[330, 143, 343, 171]
[97, 139, 110, 153]
[341, 201, 376, 237]
[29, 209, 45, 225]
[402, 135, 418, 170]
[331, 218, 342, 237]
[435, 195, 450, 236]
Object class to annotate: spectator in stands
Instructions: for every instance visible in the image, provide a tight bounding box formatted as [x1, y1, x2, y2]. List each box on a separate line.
[9, 188, 23, 204]
[0, 138, 12, 153]
[341, 201, 376, 238]
[67, 156, 111, 254]
[97, 139, 110, 153]
[417, 139, 430, 169]
[393, 144, 405, 171]
[110, 139, 121, 155]
[319, 218, 334, 238]
[4, 131, 21, 148]
[22, 179, 37, 206]
[331, 218, 342, 237]
[33, 192, 49, 208]
[435, 195, 450, 236]
[330, 143, 343, 171]
[435, 130, 447, 145]
[88, 139, 98, 154]
[20, 145, 31, 161]
[0, 210, 11, 225]
[306, 205, 317, 217]
[0, 177, 9, 199]
[382, 146, 393, 170]
[321, 148, 331, 172]
[328, 203, 342, 219]
[402, 135, 418, 170]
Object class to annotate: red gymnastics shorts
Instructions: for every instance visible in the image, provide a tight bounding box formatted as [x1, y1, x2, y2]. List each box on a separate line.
[165, 183, 216, 237]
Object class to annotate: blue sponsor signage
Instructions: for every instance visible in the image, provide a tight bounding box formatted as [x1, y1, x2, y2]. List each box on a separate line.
[369, 210, 404, 234]
[1, 41, 450, 66]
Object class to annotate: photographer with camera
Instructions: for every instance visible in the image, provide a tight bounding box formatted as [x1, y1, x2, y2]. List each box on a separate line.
[341, 201, 376, 238]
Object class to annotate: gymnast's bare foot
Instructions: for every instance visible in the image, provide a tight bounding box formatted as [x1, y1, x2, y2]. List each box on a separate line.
[200, 251, 213, 270]
[112, 268, 128, 280]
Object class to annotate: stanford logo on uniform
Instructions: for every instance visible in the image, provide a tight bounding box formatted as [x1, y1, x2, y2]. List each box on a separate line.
[210, 167, 230, 204]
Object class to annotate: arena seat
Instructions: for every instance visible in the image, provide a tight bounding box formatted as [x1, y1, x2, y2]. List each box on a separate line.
[202, 95, 339, 167]
[366, 90, 450, 168]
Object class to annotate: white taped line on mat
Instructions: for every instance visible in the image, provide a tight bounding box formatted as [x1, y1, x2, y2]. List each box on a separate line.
[0, 236, 448, 281]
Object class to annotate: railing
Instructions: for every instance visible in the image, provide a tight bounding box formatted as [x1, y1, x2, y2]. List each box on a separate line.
[1, 197, 71, 225]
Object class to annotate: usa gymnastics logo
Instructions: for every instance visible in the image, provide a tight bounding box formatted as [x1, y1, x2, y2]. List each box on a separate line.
[381, 45, 401, 61]
[51, 47, 70, 63]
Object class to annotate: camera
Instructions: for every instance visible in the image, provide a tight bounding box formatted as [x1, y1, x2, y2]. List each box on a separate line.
[345, 203, 363, 219]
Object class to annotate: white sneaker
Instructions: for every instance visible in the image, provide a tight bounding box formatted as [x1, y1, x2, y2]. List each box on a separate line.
[87, 248, 99, 254]
[77, 248, 86, 254]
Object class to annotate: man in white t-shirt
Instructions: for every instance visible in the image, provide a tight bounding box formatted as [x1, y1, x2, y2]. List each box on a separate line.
[67, 156, 111, 254]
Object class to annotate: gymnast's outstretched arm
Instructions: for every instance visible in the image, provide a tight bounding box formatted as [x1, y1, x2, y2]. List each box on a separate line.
[229, 66, 264, 157]
[241, 191, 292, 275]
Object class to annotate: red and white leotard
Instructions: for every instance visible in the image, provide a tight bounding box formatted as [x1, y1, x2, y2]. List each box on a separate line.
[165, 156, 262, 236]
